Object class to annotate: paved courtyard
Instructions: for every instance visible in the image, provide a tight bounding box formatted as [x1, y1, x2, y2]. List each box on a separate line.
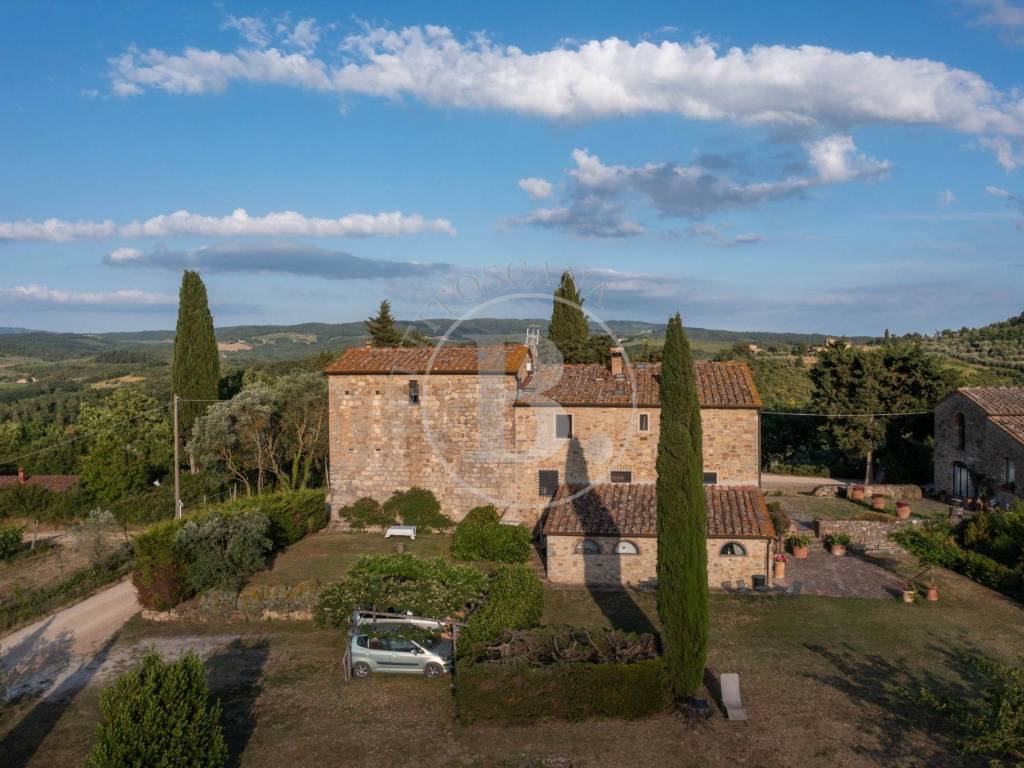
[774, 545, 907, 599]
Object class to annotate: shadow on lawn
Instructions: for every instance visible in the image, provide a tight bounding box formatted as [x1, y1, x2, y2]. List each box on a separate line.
[802, 641, 991, 767]
[205, 638, 270, 768]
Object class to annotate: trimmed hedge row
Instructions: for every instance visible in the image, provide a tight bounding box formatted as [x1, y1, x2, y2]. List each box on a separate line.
[337, 488, 452, 533]
[451, 506, 532, 563]
[132, 489, 328, 610]
[459, 563, 544, 651]
[455, 658, 669, 722]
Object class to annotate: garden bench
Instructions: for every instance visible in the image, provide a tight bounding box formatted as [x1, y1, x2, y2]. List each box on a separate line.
[720, 673, 748, 723]
[384, 525, 417, 541]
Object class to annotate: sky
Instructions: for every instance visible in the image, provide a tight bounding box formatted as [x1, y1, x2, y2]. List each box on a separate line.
[1, 0, 1023, 335]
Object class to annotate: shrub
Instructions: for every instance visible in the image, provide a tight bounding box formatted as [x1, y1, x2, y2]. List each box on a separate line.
[765, 502, 791, 538]
[0, 524, 23, 560]
[238, 580, 320, 619]
[132, 518, 189, 610]
[787, 533, 812, 548]
[338, 497, 395, 531]
[455, 658, 668, 723]
[451, 507, 532, 563]
[174, 510, 273, 593]
[382, 488, 452, 533]
[459, 564, 544, 651]
[86, 652, 227, 768]
[827, 532, 852, 547]
[211, 489, 327, 549]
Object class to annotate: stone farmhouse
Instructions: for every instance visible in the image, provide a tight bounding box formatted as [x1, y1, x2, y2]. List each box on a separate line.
[325, 343, 774, 588]
[934, 387, 1023, 505]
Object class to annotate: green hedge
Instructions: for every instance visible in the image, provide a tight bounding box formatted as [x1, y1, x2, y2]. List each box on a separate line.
[0, 523, 23, 560]
[455, 658, 668, 722]
[459, 564, 543, 652]
[131, 489, 327, 611]
[451, 506, 532, 563]
[338, 497, 396, 531]
[382, 488, 452, 533]
[1, 546, 132, 631]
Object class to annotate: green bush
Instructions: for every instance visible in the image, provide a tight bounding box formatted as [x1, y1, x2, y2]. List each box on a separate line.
[460, 564, 544, 651]
[451, 506, 532, 563]
[174, 510, 272, 593]
[132, 518, 188, 610]
[208, 489, 326, 549]
[110, 473, 228, 526]
[86, 651, 227, 768]
[765, 502, 791, 538]
[455, 658, 668, 723]
[382, 488, 452, 533]
[338, 497, 396, 531]
[0, 523, 23, 560]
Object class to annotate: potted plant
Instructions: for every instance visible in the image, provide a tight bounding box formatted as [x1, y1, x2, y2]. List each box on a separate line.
[870, 494, 887, 511]
[773, 553, 787, 579]
[895, 500, 911, 520]
[901, 582, 916, 603]
[849, 485, 866, 502]
[827, 532, 851, 556]
[787, 534, 812, 559]
[926, 581, 939, 602]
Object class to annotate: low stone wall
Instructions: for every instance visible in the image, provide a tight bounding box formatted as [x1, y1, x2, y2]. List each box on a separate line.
[815, 517, 924, 551]
[813, 483, 922, 500]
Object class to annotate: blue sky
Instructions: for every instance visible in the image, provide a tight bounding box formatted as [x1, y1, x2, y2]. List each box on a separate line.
[1, 0, 1023, 335]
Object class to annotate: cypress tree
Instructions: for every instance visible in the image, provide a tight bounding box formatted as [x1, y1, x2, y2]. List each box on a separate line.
[365, 300, 403, 347]
[655, 313, 709, 701]
[547, 271, 588, 362]
[171, 271, 220, 471]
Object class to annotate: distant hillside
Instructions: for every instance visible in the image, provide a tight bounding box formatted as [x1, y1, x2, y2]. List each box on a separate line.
[919, 311, 1024, 382]
[0, 320, 842, 364]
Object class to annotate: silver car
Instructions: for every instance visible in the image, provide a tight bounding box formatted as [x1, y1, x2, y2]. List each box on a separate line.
[349, 625, 454, 679]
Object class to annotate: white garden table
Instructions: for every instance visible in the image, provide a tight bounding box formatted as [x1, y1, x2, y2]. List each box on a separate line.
[384, 525, 417, 541]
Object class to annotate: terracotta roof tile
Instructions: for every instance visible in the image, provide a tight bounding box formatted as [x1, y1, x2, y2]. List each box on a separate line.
[0, 474, 79, 493]
[325, 345, 529, 375]
[542, 483, 773, 539]
[957, 387, 1024, 416]
[990, 415, 1024, 446]
[518, 360, 761, 408]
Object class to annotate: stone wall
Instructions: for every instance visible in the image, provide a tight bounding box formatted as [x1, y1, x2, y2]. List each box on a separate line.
[812, 484, 923, 500]
[815, 517, 924, 551]
[545, 534, 771, 589]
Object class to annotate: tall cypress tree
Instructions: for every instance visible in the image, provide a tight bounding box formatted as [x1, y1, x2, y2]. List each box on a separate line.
[655, 313, 709, 701]
[547, 271, 588, 362]
[171, 271, 220, 471]
[365, 300, 403, 347]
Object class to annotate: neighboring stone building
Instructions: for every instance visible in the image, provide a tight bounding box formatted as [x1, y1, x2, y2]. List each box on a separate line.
[933, 387, 1023, 505]
[0, 467, 79, 493]
[543, 484, 774, 588]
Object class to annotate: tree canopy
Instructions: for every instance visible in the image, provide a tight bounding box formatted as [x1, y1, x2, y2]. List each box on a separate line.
[171, 271, 220, 455]
[365, 300, 404, 347]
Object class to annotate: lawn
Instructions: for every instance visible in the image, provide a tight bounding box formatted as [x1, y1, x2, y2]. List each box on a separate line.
[774, 492, 950, 522]
[6, 532, 1024, 767]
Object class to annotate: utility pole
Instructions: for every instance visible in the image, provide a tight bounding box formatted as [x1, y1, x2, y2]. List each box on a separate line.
[173, 394, 182, 518]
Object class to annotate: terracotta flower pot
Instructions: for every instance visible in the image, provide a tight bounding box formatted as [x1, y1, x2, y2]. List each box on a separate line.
[871, 496, 887, 511]
[773, 561, 786, 579]
[902, 589, 916, 604]
[926, 585, 939, 602]
[849, 486, 865, 502]
[896, 502, 911, 520]
[830, 543, 846, 557]
[792, 545, 809, 559]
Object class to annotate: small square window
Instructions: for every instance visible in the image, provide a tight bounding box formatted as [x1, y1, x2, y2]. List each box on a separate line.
[703, 472, 718, 485]
[538, 470, 559, 496]
[610, 470, 632, 484]
[555, 414, 573, 439]
[408, 380, 420, 405]
[638, 413, 649, 432]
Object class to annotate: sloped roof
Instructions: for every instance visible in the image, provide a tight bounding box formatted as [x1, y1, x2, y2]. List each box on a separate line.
[990, 415, 1024, 446]
[325, 344, 529, 375]
[517, 360, 761, 409]
[543, 483, 774, 539]
[955, 387, 1024, 416]
[0, 474, 79, 493]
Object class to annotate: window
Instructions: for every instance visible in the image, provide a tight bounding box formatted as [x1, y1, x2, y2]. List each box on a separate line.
[703, 472, 718, 485]
[953, 462, 973, 498]
[1006, 459, 1017, 486]
[614, 540, 639, 555]
[610, 470, 632, 484]
[638, 413, 649, 432]
[356, 635, 369, 648]
[390, 639, 418, 653]
[956, 413, 966, 449]
[576, 539, 602, 554]
[538, 470, 559, 497]
[555, 413, 573, 439]
[719, 542, 747, 556]
[408, 380, 420, 405]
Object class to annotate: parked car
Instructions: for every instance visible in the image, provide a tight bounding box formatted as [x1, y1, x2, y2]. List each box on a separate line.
[349, 624, 454, 679]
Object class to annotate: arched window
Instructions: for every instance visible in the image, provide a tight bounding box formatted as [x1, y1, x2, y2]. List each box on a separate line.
[719, 541, 747, 557]
[576, 539, 602, 555]
[614, 540, 639, 555]
[955, 413, 966, 449]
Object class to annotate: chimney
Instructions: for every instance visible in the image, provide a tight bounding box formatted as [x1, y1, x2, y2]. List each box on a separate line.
[17, 467, 26, 485]
[609, 346, 625, 377]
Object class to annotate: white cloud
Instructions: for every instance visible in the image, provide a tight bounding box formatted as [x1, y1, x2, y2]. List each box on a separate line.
[224, 16, 271, 48]
[109, 25, 1024, 149]
[281, 18, 320, 55]
[107, 246, 143, 263]
[963, 0, 1024, 43]
[0, 208, 456, 242]
[986, 184, 1024, 227]
[0, 284, 176, 307]
[939, 188, 956, 207]
[979, 136, 1024, 171]
[806, 134, 890, 182]
[687, 223, 765, 247]
[517, 177, 553, 199]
